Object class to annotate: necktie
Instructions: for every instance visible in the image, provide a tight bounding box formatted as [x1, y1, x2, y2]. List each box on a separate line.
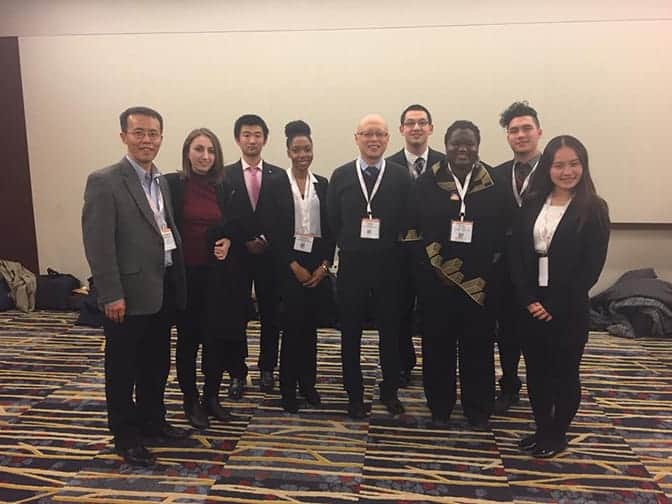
[413, 157, 425, 178]
[249, 166, 261, 210]
[515, 162, 532, 194]
[364, 165, 379, 194]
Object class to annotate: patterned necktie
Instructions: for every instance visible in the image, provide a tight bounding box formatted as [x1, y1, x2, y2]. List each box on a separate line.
[413, 157, 425, 178]
[515, 162, 532, 194]
[364, 165, 379, 194]
[248, 166, 261, 210]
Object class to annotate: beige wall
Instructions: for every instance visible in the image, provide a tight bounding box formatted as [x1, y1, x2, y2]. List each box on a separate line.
[1, 0, 670, 288]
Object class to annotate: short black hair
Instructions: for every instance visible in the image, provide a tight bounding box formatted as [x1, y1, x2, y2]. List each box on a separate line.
[444, 120, 480, 146]
[234, 114, 269, 140]
[285, 120, 312, 148]
[119, 106, 163, 132]
[400, 104, 432, 125]
[499, 101, 540, 129]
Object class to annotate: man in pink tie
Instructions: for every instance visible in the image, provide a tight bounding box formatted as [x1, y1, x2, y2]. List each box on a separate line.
[223, 114, 287, 398]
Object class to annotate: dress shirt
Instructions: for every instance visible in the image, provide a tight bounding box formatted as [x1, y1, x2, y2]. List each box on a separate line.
[289, 169, 322, 237]
[533, 197, 572, 254]
[127, 155, 173, 267]
[241, 158, 264, 210]
[404, 147, 429, 179]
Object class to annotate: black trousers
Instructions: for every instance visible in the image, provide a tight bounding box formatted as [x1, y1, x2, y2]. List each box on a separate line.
[420, 278, 495, 421]
[176, 266, 246, 402]
[244, 252, 280, 372]
[494, 270, 523, 396]
[103, 274, 175, 449]
[398, 243, 421, 374]
[522, 316, 586, 444]
[278, 252, 327, 398]
[337, 248, 401, 402]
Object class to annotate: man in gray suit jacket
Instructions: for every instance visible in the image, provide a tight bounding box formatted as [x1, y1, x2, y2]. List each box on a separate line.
[82, 106, 188, 466]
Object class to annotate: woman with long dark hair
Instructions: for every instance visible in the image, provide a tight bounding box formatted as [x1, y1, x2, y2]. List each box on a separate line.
[165, 128, 248, 429]
[509, 135, 610, 457]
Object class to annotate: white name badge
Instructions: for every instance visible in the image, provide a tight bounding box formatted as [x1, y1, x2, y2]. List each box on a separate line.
[293, 234, 314, 253]
[161, 228, 177, 251]
[360, 218, 381, 239]
[538, 256, 549, 287]
[450, 220, 473, 243]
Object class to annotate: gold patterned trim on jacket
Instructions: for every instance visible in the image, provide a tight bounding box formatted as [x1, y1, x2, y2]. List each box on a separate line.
[425, 242, 487, 306]
[431, 161, 495, 196]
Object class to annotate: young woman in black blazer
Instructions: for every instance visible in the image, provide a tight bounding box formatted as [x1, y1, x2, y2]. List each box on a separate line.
[509, 135, 610, 458]
[272, 120, 335, 413]
[165, 128, 248, 429]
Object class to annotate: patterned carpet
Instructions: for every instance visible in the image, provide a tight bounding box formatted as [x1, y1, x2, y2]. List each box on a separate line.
[0, 310, 670, 503]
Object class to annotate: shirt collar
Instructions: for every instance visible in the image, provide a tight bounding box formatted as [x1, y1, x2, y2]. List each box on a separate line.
[404, 147, 429, 166]
[357, 157, 383, 171]
[242, 158, 263, 171]
[515, 153, 541, 169]
[127, 155, 160, 181]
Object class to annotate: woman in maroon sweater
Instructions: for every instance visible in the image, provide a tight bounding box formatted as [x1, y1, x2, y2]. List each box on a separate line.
[166, 128, 248, 429]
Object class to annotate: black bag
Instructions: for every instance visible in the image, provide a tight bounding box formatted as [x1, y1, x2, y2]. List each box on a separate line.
[0, 277, 14, 311]
[36, 268, 82, 310]
[75, 277, 104, 327]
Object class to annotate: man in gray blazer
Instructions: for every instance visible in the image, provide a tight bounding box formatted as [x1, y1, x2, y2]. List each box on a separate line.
[82, 106, 188, 467]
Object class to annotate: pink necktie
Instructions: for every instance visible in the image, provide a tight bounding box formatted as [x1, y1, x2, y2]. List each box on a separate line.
[249, 166, 261, 210]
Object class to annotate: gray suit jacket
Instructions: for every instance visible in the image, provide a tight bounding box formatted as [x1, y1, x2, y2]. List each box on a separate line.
[82, 157, 186, 315]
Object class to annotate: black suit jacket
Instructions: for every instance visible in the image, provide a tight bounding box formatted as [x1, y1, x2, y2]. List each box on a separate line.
[386, 147, 444, 179]
[223, 160, 287, 246]
[508, 195, 610, 340]
[327, 159, 411, 252]
[269, 172, 336, 269]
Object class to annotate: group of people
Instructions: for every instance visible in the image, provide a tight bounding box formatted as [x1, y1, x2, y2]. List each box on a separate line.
[82, 101, 610, 467]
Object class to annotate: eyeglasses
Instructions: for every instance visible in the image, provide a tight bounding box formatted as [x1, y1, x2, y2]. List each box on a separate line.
[357, 130, 389, 139]
[403, 120, 430, 128]
[129, 129, 161, 140]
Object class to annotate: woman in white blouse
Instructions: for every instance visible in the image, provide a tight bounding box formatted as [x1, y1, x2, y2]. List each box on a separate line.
[509, 135, 610, 458]
[272, 120, 336, 413]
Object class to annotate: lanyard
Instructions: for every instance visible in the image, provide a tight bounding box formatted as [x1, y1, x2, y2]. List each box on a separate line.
[356, 159, 386, 218]
[143, 175, 165, 224]
[447, 163, 474, 220]
[288, 169, 314, 233]
[512, 158, 539, 207]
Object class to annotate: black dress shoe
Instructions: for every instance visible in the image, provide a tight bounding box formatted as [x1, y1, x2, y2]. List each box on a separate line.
[229, 377, 244, 400]
[518, 434, 538, 452]
[300, 388, 321, 406]
[347, 401, 368, 419]
[115, 444, 155, 467]
[399, 369, 411, 388]
[494, 392, 520, 414]
[143, 422, 190, 440]
[532, 438, 568, 459]
[202, 396, 234, 422]
[281, 395, 299, 413]
[183, 398, 209, 430]
[260, 370, 274, 392]
[382, 397, 405, 416]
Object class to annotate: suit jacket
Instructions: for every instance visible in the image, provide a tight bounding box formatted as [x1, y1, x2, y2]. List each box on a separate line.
[269, 171, 336, 269]
[82, 157, 186, 315]
[223, 160, 286, 247]
[508, 195, 610, 340]
[327, 159, 411, 252]
[386, 147, 444, 179]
